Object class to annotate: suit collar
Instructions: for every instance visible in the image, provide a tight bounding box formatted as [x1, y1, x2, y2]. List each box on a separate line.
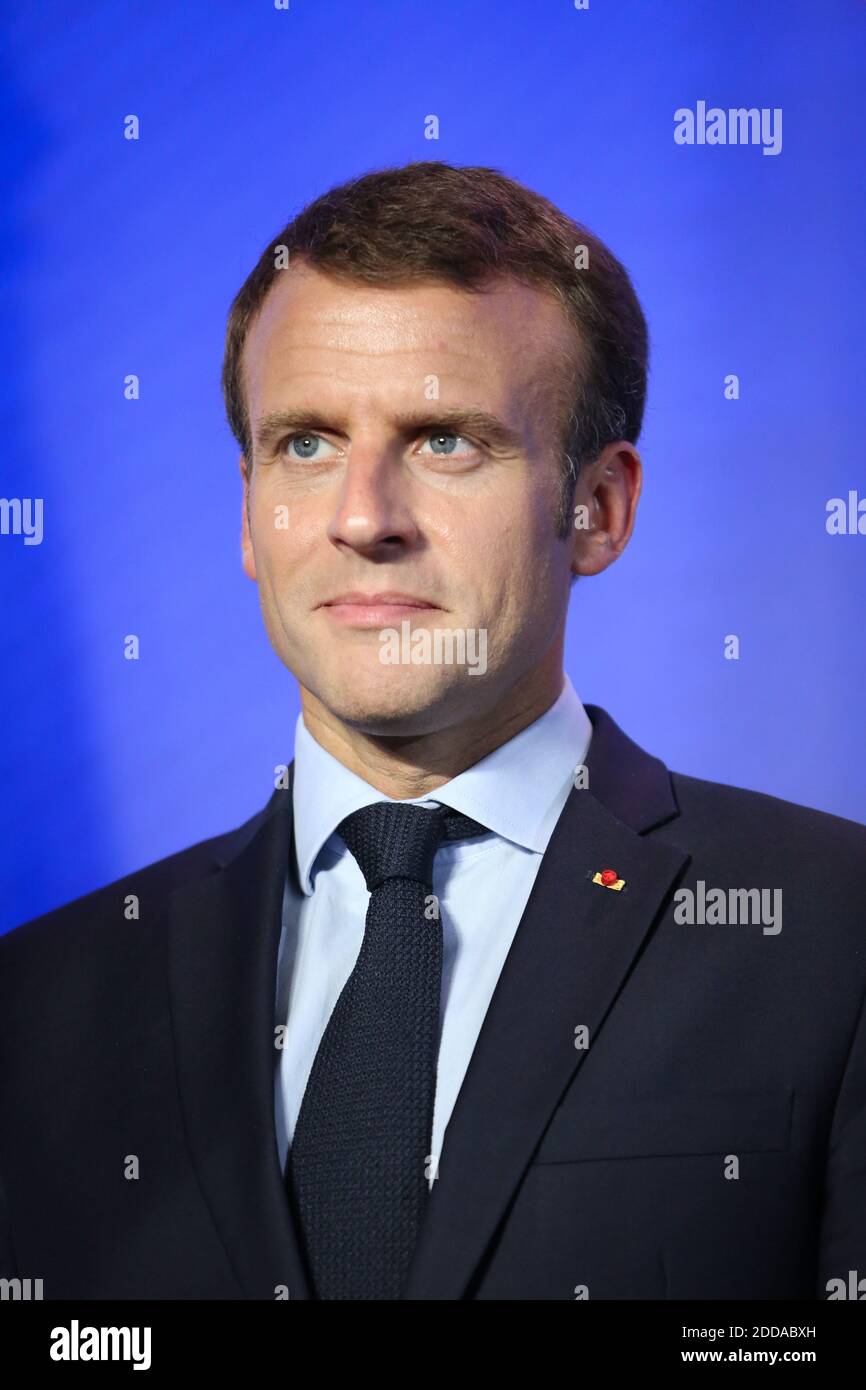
[168, 702, 687, 1299]
[581, 703, 680, 834]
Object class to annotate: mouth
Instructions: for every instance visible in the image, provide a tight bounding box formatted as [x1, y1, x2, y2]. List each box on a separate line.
[318, 592, 443, 628]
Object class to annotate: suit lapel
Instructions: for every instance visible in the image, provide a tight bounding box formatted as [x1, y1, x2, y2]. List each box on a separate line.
[166, 776, 313, 1300]
[402, 704, 690, 1299]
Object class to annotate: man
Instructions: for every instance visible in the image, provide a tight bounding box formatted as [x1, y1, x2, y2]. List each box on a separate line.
[1, 162, 864, 1301]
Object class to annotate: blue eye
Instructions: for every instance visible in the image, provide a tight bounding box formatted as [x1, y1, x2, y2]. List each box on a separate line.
[283, 433, 338, 461]
[420, 432, 473, 456]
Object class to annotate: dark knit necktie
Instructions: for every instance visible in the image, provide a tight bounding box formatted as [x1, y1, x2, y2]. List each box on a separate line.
[286, 799, 488, 1300]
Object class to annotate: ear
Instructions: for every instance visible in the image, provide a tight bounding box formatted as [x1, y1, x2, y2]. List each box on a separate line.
[240, 454, 256, 581]
[570, 442, 642, 579]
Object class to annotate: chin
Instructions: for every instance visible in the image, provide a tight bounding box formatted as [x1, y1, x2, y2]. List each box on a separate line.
[312, 663, 481, 737]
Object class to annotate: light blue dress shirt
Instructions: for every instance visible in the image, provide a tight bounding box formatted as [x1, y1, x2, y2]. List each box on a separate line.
[274, 675, 593, 1186]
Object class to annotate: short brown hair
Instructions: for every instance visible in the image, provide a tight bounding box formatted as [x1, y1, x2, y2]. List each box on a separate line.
[221, 161, 648, 537]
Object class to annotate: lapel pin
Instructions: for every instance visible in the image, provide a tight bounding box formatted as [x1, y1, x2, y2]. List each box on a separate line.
[593, 868, 626, 892]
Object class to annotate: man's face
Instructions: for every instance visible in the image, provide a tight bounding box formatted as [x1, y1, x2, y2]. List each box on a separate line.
[240, 263, 579, 736]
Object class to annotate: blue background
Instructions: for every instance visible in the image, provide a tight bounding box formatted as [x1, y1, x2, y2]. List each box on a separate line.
[1, 0, 864, 933]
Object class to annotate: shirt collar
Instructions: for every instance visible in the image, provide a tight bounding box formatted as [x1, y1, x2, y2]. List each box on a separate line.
[291, 675, 593, 895]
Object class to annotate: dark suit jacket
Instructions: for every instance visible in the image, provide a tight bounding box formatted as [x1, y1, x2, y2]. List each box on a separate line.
[1, 704, 865, 1300]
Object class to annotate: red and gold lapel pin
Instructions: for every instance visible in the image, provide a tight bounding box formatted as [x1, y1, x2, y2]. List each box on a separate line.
[592, 867, 626, 892]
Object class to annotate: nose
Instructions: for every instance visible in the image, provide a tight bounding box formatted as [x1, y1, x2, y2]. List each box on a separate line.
[326, 445, 421, 558]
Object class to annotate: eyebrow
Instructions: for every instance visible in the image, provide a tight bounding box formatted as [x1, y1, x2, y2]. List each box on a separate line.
[253, 406, 525, 454]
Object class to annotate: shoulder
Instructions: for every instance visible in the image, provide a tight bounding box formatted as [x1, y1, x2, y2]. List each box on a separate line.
[663, 768, 866, 886]
[0, 791, 286, 971]
[669, 769, 866, 850]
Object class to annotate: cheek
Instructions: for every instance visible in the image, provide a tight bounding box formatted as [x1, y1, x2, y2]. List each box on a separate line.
[250, 494, 316, 575]
[476, 498, 550, 576]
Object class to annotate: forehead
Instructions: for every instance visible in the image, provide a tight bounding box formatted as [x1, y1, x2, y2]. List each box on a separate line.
[242, 263, 577, 419]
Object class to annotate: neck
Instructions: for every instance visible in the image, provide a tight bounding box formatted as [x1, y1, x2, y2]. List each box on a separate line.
[300, 659, 565, 800]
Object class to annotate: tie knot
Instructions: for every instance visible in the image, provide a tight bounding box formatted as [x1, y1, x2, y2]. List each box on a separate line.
[335, 800, 487, 892]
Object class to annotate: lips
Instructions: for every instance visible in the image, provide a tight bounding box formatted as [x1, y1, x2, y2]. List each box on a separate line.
[320, 592, 440, 608]
[318, 591, 443, 628]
